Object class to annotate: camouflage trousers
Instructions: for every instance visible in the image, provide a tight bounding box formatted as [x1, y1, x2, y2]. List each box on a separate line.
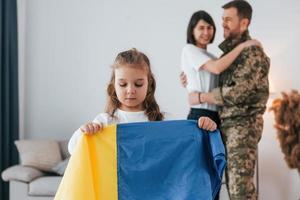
[221, 115, 263, 200]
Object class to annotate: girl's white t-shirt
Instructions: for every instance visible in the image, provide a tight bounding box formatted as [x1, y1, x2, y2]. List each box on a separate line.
[181, 44, 219, 111]
[68, 109, 172, 154]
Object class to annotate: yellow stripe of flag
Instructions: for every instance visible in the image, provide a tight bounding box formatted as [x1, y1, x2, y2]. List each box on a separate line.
[54, 125, 118, 200]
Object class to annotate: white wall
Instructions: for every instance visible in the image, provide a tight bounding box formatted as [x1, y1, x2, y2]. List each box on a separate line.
[18, 0, 300, 199]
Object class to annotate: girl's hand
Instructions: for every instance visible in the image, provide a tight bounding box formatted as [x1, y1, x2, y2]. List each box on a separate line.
[198, 117, 217, 132]
[242, 39, 262, 49]
[80, 122, 103, 135]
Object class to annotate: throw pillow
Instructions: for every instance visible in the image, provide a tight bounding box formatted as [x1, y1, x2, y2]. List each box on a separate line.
[15, 140, 62, 172]
[52, 157, 70, 175]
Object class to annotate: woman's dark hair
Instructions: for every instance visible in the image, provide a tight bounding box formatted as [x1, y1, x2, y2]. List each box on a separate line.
[187, 10, 216, 45]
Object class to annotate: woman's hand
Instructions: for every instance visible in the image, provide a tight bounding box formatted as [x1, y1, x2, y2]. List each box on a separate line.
[242, 39, 262, 49]
[80, 122, 103, 135]
[179, 71, 188, 88]
[188, 92, 200, 105]
[198, 117, 217, 132]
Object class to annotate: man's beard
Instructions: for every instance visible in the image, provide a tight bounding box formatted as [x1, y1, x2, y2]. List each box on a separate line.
[223, 27, 240, 40]
[224, 31, 240, 40]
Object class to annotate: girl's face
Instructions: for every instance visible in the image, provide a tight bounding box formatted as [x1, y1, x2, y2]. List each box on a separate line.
[193, 19, 214, 48]
[114, 65, 148, 112]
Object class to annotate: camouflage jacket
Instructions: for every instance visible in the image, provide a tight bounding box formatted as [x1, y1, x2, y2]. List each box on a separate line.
[211, 31, 270, 120]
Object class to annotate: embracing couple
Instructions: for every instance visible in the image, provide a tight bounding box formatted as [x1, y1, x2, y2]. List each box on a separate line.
[180, 0, 270, 200]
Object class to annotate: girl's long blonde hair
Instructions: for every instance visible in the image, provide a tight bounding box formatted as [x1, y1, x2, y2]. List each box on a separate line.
[105, 48, 164, 121]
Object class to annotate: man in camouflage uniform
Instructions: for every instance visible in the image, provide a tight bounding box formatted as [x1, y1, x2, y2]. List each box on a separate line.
[189, 1, 270, 199]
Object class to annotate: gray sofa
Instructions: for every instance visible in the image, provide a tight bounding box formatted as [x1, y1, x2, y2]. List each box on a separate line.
[1, 140, 69, 200]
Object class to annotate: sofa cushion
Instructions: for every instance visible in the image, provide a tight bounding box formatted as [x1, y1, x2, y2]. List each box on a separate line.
[58, 140, 70, 159]
[52, 158, 69, 175]
[1, 165, 44, 182]
[29, 176, 62, 196]
[15, 140, 62, 172]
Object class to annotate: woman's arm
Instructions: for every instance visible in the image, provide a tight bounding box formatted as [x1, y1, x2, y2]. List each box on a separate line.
[201, 39, 261, 74]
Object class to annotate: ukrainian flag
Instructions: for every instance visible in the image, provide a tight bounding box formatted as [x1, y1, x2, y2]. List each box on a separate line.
[55, 120, 226, 200]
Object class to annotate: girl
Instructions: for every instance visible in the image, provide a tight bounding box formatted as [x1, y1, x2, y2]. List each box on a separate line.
[68, 48, 217, 154]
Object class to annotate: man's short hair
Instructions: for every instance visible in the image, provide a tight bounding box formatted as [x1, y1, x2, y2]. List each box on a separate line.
[222, 0, 252, 24]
